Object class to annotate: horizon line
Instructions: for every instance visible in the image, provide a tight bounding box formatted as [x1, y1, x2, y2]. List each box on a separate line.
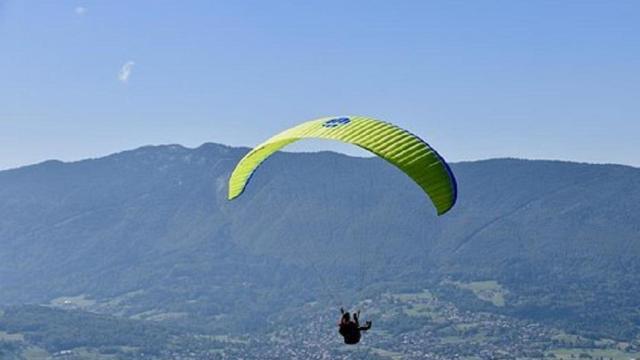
[1, 141, 638, 173]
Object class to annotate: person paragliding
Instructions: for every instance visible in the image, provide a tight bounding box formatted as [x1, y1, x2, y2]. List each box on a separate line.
[227, 115, 457, 343]
[338, 308, 372, 345]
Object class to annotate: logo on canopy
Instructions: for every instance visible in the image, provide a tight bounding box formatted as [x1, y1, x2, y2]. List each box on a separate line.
[322, 117, 351, 128]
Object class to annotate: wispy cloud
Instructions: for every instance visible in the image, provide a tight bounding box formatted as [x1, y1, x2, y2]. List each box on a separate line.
[74, 6, 87, 16]
[118, 61, 135, 83]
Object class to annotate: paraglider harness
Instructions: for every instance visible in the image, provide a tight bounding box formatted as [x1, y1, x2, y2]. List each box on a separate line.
[338, 308, 372, 345]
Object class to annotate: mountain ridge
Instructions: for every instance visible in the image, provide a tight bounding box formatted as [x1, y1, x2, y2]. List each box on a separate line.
[5, 142, 638, 174]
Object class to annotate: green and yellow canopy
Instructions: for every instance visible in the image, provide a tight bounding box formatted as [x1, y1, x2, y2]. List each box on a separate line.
[228, 115, 457, 215]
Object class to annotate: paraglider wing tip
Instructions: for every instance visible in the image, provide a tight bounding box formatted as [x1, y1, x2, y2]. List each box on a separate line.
[436, 195, 457, 215]
[228, 189, 240, 201]
[227, 184, 240, 200]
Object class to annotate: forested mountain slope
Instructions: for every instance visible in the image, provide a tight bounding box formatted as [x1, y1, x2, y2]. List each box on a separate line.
[1, 144, 638, 338]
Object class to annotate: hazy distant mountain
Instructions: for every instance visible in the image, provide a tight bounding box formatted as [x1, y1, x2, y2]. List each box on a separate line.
[1, 144, 639, 339]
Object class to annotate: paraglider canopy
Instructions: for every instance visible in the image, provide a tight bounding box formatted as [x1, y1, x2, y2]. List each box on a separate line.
[227, 115, 457, 215]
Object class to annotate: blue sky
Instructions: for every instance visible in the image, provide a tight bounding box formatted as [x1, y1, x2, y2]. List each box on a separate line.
[1, 0, 638, 169]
